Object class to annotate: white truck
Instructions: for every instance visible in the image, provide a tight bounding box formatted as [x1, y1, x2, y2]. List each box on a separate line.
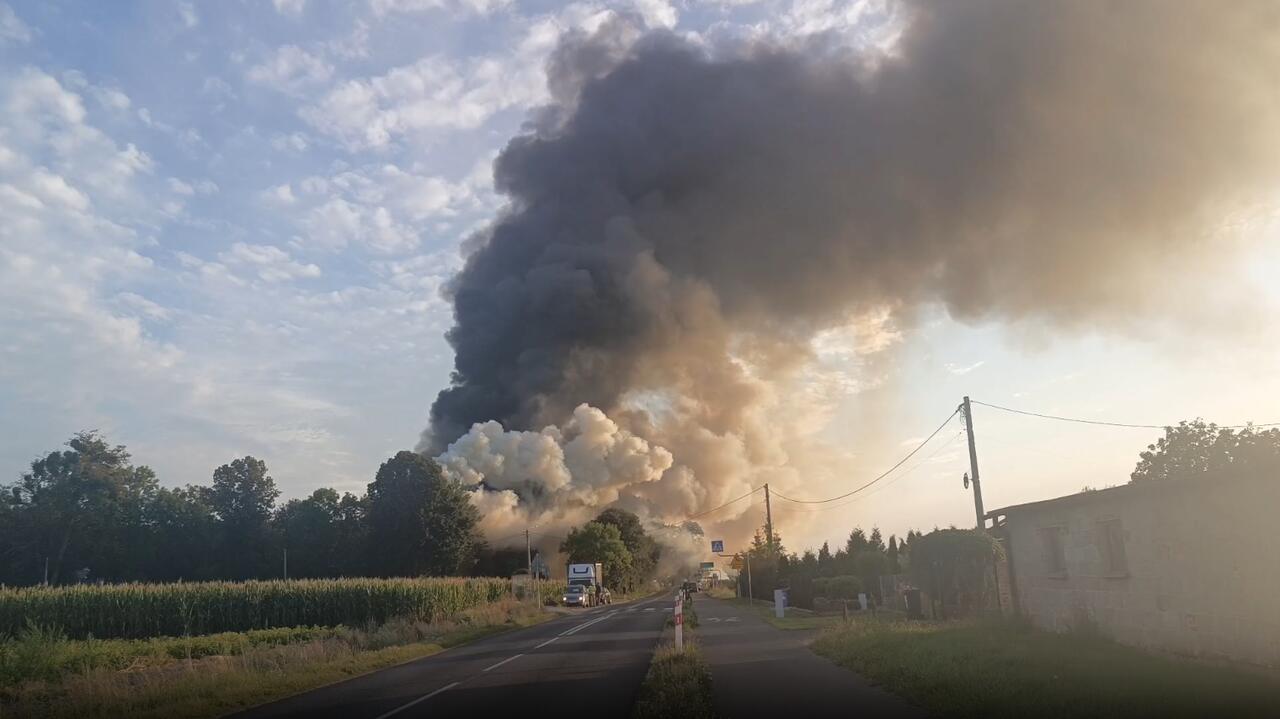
[566, 562, 609, 606]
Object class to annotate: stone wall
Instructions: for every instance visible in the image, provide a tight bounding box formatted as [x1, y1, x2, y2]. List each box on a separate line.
[1001, 476, 1280, 667]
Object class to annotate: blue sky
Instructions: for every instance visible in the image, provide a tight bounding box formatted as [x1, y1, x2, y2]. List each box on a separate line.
[2, 0, 1278, 551]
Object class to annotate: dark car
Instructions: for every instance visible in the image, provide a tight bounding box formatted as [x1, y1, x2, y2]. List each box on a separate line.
[562, 585, 591, 607]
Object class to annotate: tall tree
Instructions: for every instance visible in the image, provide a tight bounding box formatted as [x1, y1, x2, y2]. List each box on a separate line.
[869, 527, 886, 553]
[1131, 420, 1280, 483]
[845, 528, 870, 556]
[2, 432, 157, 584]
[144, 485, 218, 581]
[210, 456, 279, 579]
[366, 451, 480, 577]
[276, 488, 349, 578]
[594, 508, 659, 591]
[560, 521, 631, 591]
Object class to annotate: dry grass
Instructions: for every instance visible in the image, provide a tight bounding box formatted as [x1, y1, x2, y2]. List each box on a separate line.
[812, 617, 1280, 718]
[632, 640, 717, 719]
[3, 599, 549, 718]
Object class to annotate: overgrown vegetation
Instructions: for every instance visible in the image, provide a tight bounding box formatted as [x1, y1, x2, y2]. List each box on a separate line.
[2, 599, 548, 718]
[634, 598, 715, 719]
[812, 618, 1280, 718]
[907, 529, 1003, 616]
[0, 576, 521, 639]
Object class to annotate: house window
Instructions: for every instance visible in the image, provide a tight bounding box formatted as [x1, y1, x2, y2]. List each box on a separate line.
[1097, 519, 1128, 575]
[1039, 526, 1067, 576]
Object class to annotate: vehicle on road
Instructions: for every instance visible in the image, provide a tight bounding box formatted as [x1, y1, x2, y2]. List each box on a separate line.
[568, 562, 611, 606]
[562, 584, 591, 607]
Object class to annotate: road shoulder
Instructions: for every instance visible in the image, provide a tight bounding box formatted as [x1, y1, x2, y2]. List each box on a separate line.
[694, 595, 927, 718]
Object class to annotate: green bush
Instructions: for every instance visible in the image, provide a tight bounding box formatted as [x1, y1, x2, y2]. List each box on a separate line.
[813, 575, 862, 599]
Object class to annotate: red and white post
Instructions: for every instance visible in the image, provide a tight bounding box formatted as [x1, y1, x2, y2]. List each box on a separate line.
[674, 591, 684, 652]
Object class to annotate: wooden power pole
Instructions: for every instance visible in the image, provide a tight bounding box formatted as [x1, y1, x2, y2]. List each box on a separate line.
[962, 396, 985, 529]
[764, 484, 775, 551]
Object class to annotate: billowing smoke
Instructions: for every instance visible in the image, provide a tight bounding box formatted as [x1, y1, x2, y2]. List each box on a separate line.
[426, 1, 1280, 554]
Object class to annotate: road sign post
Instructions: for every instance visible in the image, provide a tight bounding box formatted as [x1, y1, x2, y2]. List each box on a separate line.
[674, 592, 684, 652]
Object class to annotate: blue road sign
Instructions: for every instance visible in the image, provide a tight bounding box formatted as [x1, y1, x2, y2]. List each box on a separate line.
[711, 539, 724, 553]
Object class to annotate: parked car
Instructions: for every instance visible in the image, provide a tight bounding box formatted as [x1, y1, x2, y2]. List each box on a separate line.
[562, 584, 591, 607]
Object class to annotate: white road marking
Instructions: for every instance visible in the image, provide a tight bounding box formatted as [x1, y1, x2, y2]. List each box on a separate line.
[483, 653, 525, 672]
[535, 636, 559, 649]
[560, 611, 618, 636]
[643, 607, 655, 612]
[373, 682, 459, 719]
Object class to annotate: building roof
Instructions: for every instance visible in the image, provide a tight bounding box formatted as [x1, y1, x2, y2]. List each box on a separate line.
[985, 476, 1222, 519]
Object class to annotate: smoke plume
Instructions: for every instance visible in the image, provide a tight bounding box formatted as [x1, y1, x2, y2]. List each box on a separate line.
[425, 1, 1280, 552]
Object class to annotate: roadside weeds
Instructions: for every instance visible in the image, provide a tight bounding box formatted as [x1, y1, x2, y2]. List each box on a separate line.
[633, 596, 716, 719]
[811, 616, 1280, 718]
[2, 599, 551, 719]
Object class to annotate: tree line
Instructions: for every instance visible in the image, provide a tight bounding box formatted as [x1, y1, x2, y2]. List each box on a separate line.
[0, 432, 512, 586]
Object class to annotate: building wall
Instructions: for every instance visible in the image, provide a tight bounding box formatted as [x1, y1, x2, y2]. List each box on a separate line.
[1004, 477, 1280, 667]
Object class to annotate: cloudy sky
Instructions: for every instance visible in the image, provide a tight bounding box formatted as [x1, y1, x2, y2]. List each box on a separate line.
[2, 0, 1278, 552]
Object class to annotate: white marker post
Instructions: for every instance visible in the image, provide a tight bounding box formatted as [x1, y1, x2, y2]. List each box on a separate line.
[674, 592, 684, 652]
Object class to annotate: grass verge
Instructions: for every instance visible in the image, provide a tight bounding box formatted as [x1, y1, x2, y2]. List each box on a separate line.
[2, 599, 551, 718]
[633, 607, 716, 719]
[811, 617, 1280, 718]
[722, 597, 843, 631]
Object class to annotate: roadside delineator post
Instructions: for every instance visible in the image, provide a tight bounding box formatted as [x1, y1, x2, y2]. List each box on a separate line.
[674, 591, 684, 652]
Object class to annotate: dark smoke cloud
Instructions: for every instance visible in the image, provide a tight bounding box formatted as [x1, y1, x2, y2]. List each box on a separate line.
[424, 0, 1280, 515]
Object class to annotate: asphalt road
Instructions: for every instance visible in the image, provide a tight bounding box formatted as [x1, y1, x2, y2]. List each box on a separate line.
[234, 594, 673, 719]
[695, 595, 928, 718]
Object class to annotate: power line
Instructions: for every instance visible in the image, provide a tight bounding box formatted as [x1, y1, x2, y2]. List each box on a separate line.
[772, 430, 966, 513]
[688, 485, 764, 520]
[771, 407, 962, 504]
[970, 399, 1280, 430]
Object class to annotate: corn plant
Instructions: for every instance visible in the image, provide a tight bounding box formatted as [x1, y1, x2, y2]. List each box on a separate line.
[0, 577, 513, 640]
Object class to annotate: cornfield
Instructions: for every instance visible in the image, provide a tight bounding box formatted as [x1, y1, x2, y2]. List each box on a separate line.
[0, 577, 520, 640]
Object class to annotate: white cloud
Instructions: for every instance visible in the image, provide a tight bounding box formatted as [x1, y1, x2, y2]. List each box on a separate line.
[945, 360, 986, 376]
[115, 292, 172, 321]
[273, 0, 307, 17]
[283, 158, 495, 254]
[369, 0, 513, 17]
[219, 242, 322, 282]
[91, 86, 131, 112]
[633, 0, 677, 29]
[302, 17, 563, 149]
[168, 177, 195, 195]
[262, 182, 297, 205]
[247, 45, 334, 94]
[270, 131, 309, 152]
[177, 1, 198, 29]
[0, 2, 32, 45]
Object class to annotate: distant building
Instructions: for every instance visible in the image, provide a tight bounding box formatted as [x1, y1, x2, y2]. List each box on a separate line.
[989, 474, 1280, 667]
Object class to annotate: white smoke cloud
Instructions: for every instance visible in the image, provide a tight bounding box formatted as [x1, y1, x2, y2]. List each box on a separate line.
[438, 403, 677, 546]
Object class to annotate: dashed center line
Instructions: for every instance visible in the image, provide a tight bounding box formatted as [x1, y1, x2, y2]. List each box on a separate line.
[368, 600, 662, 717]
[373, 681, 459, 719]
[482, 653, 525, 672]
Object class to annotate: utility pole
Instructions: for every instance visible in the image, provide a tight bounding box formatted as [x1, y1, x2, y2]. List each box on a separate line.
[283, 548, 288, 580]
[43, 556, 49, 586]
[764, 483, 775, 552]
[525, 528, 533, 602]
[961, 396, 985, 529]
